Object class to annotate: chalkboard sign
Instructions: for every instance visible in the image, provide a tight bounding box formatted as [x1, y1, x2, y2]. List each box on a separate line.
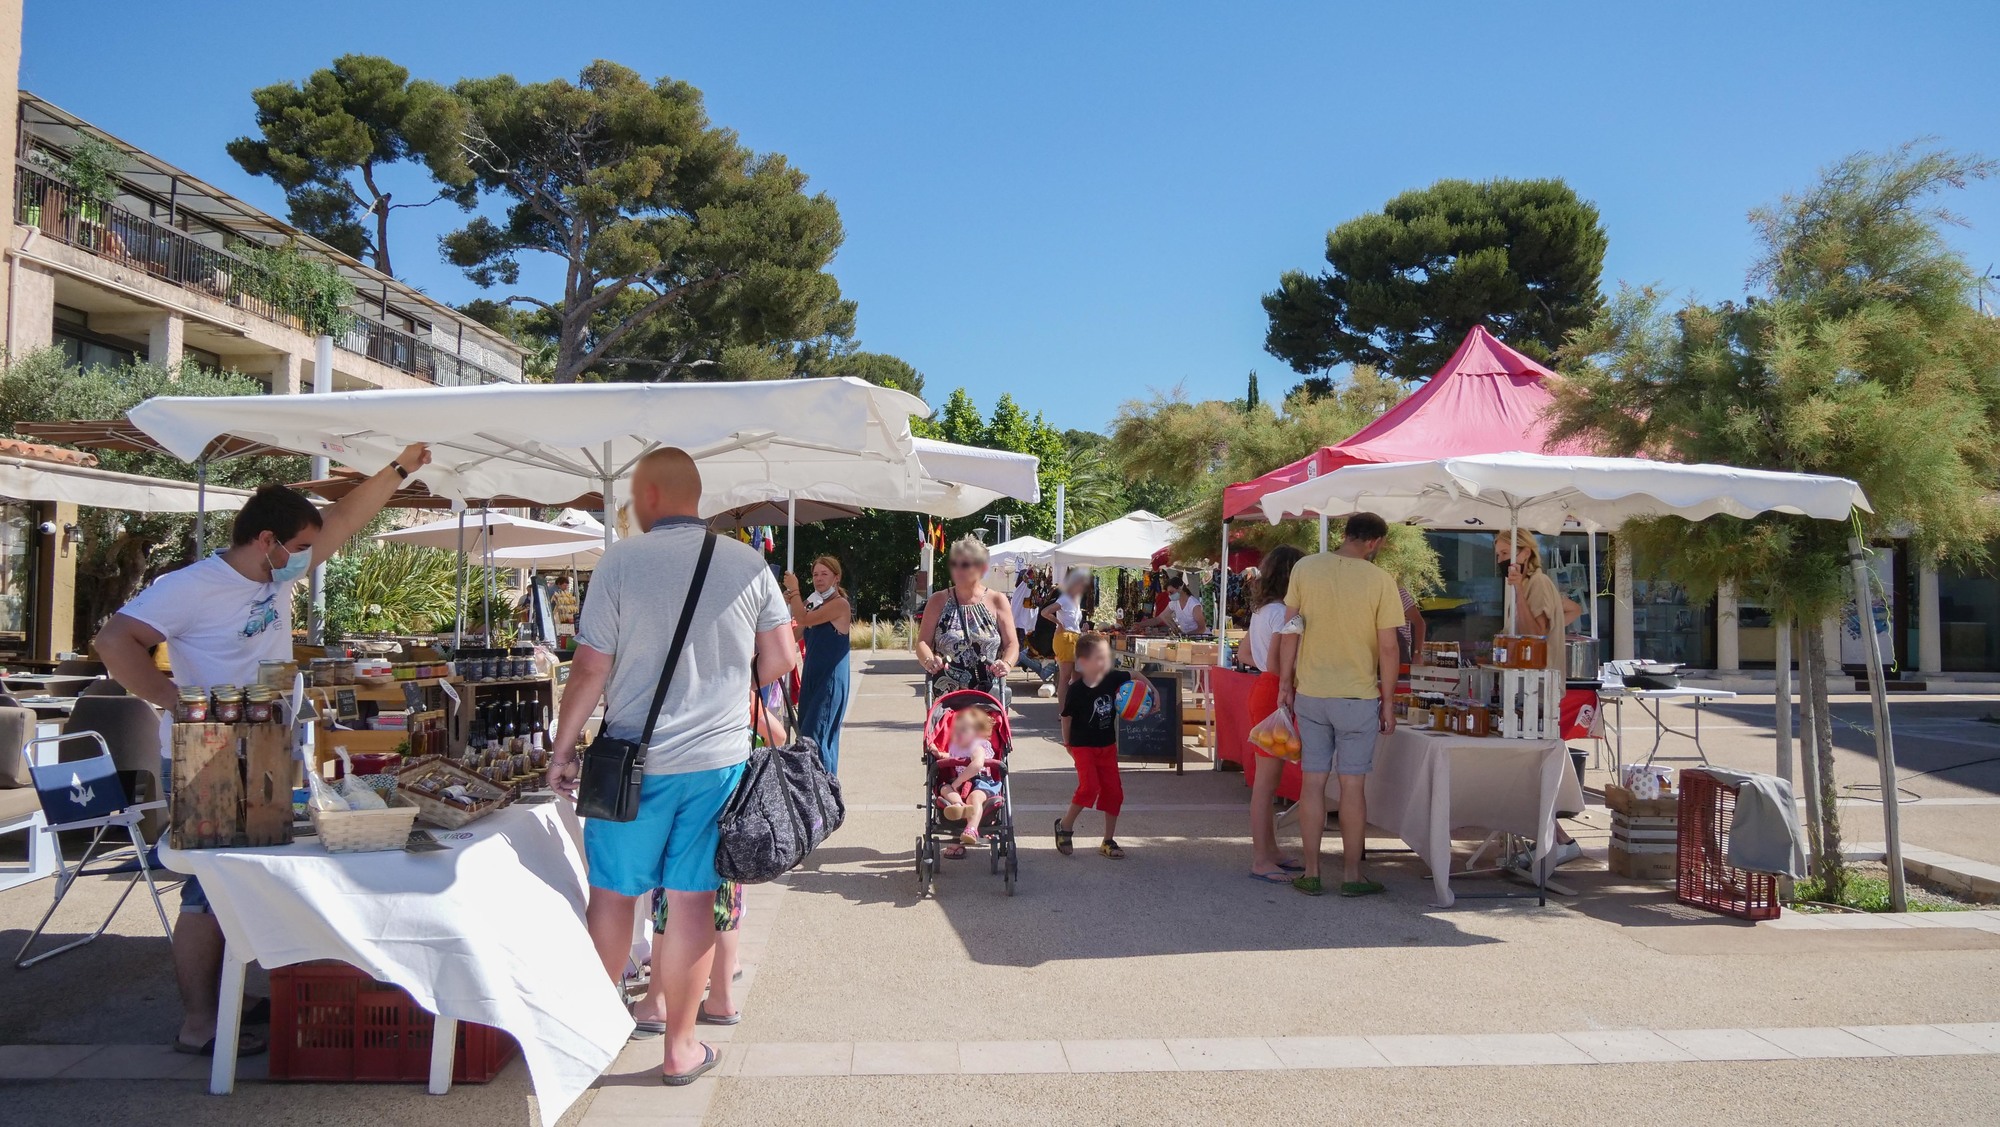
[1115, 671, 1182, 771]
[334, 688, 360, 725]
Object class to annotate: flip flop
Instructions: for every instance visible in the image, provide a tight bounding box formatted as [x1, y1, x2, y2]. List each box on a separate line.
[1339, 879, 1387, 898]
[661, 1043, 719, 1087]
[1248, 870, 1292, 884]
[630, 1018, 666, 1039]
[697, 1007, 741, 1026]
[172, 1030, 269, 1057]
[1277, 859, 1306, 873]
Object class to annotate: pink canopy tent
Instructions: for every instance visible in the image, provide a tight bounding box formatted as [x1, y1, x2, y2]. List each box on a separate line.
[1222, 325, 1593, 520]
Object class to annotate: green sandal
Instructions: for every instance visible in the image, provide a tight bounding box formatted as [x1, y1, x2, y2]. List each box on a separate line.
[1291, 875, 1325, 896]
[1340, 879, 1386, 898]
[1054, 820, 1074, 856]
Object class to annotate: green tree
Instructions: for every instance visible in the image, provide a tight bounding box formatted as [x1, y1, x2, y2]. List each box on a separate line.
[0, 350, 308, 637]
[438, 61, 847, 385]
[227, 55, 472, 274]
[1244, 371, 1260, 411]
[815, 350, 926, 400]
[1264, 177, 1607, 379]
[1107, 372, 1439, 594]
[1549, 144, 2000, 898]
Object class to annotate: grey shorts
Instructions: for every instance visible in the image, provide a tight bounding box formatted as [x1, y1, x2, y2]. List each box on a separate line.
[1294, 695, 1381, 776]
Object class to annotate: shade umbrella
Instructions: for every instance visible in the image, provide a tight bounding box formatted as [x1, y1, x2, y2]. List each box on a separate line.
[1041, 511, 1180, 573]
[374, 511, 603, 553]
[127, 378, 933, 550]
[709, 498, 862, 532]
[986, 535, 1054, 569]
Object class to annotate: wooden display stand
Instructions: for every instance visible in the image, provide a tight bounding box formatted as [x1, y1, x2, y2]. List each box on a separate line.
[452, 676, 555, 751]
[1497, 668, 1562, 740]
[170, 722, 294, 849]
[308, 677, 462, 776]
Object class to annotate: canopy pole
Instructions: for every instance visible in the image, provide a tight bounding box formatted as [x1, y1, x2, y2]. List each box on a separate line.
[1317, 513, 1328, 553]
[1055, 482, 1066, 543]
[307, 334, 333, 646]
[602, 443, 617, 549]
[482, 511, 493, 645]
[1774, 614, 1793, 784]
[452, 506, 468, 649]
[1217, 519, 1229, 666]
[1587, 531, 1599, 640]
[1849, 536, 1907, 911]
[192, 457, 208, 562]
[786, 492, 797, 575]
[1503, 510, 1517, 635]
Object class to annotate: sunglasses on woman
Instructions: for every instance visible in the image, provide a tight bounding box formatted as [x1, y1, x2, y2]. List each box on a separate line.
[950, 559, 982, 571]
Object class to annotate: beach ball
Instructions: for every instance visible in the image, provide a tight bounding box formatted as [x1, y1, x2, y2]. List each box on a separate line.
[1115, 679, 1156, 721]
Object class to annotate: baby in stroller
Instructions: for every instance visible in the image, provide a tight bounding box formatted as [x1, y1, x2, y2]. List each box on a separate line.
[936, 708, 1001, 843]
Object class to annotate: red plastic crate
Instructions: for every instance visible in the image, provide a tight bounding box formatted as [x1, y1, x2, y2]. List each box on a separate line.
[1675, 769, 1780, 921]
[268, 961, 518, 1083]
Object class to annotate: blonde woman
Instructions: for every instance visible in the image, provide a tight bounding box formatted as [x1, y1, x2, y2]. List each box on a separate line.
[784, 555, 852, 775]
[917, 536, 1018, 697]
[1495, 529, 1584, 867]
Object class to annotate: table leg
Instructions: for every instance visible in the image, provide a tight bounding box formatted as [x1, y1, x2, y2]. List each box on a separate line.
[429, 1015, 457, 1095]
[209, 941, 248, 1095]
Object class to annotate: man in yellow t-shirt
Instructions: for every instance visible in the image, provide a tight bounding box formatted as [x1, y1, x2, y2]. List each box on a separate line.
[1275, 512, 1403, 898]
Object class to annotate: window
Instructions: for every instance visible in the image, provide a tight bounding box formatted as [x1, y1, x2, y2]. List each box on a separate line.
[0, 505, 35, 638]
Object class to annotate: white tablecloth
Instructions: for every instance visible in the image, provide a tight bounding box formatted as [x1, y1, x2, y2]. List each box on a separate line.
[1362, 728, 1586, 907]
[160, 801, 631, 1126]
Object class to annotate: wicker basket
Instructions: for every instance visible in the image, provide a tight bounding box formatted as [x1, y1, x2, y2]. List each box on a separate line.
[395, 757, 511, 829]
[311, 794, 420, 853]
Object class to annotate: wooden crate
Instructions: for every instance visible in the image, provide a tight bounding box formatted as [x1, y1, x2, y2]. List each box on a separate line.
[171, 722, 295, 849]
[1604, 783, 1679, 819]
[1609, 841, 1676, 880]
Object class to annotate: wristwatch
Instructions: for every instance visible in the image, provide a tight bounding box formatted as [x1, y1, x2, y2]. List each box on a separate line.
[391, 461, 409, 480]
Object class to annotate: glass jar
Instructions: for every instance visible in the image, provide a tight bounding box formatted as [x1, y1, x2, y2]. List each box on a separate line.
[392, 663, 415, 682]
[258, 659, 297, 691]
[244, 686, 277, 724]
[211, 686, 244, 724]
[332, 658, 356, 685]
[177, 687, 209, 724]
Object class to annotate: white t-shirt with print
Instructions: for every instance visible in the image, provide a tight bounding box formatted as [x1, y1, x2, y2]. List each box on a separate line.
[120, 554, 297, 691]
[1053, 592, 1082, 632]
[1011, 582, 1037, 632]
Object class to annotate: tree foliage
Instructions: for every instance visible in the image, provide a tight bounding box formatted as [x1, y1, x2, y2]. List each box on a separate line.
[1265, 177, 1607, 379]
[227, 55, 472, 275]
[1107, 372, 1440, 594]
[438, 61, 848, 385]
[0, 350, 308, 637]
[1549, 143, 2000, 895]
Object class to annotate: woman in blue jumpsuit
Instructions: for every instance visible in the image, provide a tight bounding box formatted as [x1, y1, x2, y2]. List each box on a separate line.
[784, 555, 852, 774]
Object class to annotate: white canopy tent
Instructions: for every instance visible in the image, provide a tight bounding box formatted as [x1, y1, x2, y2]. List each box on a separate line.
[1040, 511, 1180, 573]
[987, 535, 1055, 570]
[373, 511, 603, 553]
[1257, 451, 1905, 906]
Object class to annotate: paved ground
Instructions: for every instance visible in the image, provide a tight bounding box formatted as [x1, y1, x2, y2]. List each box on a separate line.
[2, 652, 1997, 1125]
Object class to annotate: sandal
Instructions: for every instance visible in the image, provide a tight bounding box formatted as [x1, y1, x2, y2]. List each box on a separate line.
[172, 1030, 269, 1057]
[1098, 839, 1125, 860]
[696, 1006, 741, 1026]
[661, 1043, 720, 1086]
[1291, 875, 1325, 897]
[1339, 879, 1386, 898]
[1054, 820, 1073, 856]
[943, 843, 967, 859]
[1248, 870, 1292, 884]
[943, 802, 967, 820]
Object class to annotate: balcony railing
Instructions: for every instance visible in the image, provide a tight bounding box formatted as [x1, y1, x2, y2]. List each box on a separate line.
[18, 160, 514, 387]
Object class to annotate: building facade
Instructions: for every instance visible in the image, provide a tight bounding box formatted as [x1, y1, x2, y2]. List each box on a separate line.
[0, 80, 527, 661]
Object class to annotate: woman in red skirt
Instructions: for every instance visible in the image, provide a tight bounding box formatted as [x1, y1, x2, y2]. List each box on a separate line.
[1244, 545, 1305, 882]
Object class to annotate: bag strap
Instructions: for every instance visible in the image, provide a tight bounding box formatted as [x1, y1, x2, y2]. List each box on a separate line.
[636, 532, 718, 754]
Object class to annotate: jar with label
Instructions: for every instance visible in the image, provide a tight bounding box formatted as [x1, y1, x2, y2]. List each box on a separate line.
[258, 659, 297, 691]
[211, 686, 245, 724]
[177, 687, 209, 724]
[244, 686, 277, 724]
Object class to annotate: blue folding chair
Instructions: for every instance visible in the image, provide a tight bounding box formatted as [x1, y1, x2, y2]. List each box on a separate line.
[15, 731, 171, 968]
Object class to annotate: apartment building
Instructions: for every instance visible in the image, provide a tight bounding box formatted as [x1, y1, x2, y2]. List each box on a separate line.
[0, 78, 527, 661]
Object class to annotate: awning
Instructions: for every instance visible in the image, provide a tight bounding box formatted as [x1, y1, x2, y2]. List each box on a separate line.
[0, 455, 253, 513]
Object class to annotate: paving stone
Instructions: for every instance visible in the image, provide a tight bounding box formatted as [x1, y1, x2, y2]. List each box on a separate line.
[0, 1044, 97, 1079]
[1456, 1033, 1596, 1066]
[1560, 1029, 1696, 1063]
[1657, 1028, 1797, 1061]
[1266, 1036, 1392, 1070]
[1365, 1034, 1481, 1067]
[736, 1041, 852, 1077]
[1163, 1038, 1284, 1071]
[1931, 1022, 2000, 1052]
[959, 1040, 1069, 1074]
[1060, 1039, 1179, 1073]
[1748, 1026, 1894, 1058]
[1843, 1025, 1989, 1056]
[55, 1043, 210, 1079]
[851, 1040, 961, 1075]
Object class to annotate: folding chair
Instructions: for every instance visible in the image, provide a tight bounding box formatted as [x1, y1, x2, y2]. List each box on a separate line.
[14, 732, 171, 969]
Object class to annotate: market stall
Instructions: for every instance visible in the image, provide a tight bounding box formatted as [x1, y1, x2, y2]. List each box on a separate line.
[159, 801, 628, 1122]
[1253, 450, 1876, 897]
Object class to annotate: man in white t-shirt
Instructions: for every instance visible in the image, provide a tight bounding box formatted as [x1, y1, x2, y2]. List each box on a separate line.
[93, 443, 430, 1057]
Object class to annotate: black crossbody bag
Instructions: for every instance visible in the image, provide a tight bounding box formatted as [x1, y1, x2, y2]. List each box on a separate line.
[575, 532, 716, 822]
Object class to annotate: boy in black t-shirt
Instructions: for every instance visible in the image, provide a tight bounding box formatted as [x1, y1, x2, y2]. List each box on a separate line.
[1057, 632, 1143, 859]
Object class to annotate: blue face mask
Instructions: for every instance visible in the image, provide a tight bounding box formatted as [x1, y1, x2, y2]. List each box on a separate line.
[267, 542, 312, 584]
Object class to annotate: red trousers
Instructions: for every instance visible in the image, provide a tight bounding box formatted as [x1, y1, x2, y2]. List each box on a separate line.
[1066, 745, 1124, 816]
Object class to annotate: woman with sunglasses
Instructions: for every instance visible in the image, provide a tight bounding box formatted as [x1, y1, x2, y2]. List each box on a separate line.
[916, 536, 1018, 698]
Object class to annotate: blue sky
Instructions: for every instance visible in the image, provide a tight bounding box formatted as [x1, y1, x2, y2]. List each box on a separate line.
[24, 2, 2000, 433]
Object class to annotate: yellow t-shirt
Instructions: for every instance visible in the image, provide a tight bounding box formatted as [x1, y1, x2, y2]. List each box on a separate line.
[1283, 552, 1404, 699]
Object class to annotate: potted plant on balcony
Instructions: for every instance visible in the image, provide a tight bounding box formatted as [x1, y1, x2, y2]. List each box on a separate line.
[35, 137, 122, 249]
[231, 239, 358, 337]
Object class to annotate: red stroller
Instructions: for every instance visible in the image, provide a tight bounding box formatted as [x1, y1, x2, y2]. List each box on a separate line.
[917, 688, 1018, 897]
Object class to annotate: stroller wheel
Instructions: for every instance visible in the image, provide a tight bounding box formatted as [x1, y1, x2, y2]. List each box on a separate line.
[915, 835, 932, 897]
[989, 837, 1001, 874]
[1006, 836, 1020, 895]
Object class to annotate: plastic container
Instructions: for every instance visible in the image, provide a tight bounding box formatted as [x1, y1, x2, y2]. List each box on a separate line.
[267, 960, 518, 1083]
[1675, 769, 1780, 921]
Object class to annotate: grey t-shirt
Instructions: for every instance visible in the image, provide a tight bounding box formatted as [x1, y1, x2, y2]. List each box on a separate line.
[576, 518, 791, 775]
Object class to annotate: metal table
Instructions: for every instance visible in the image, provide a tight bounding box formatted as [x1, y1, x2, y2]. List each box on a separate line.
[1600, 684, 1739, 770]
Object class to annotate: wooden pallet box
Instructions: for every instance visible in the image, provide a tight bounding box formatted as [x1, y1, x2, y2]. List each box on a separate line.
[171, 722, 294, 849]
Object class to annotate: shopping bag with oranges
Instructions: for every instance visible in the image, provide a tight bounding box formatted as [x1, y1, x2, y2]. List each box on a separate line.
[1248, 705, 1301, 761]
